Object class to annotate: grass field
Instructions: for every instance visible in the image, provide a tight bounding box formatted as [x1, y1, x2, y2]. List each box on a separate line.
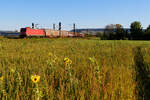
[0, 37, 150, 100]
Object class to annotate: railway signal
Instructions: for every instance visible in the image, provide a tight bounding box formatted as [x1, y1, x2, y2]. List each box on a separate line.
[53, 24, 56, 30]
[32, 23, 34, 29]
[73, 23, 76, 35]
[59, 22, 61, 36]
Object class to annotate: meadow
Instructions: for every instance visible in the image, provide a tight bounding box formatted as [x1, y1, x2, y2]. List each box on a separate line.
[0, 37, 150, 100]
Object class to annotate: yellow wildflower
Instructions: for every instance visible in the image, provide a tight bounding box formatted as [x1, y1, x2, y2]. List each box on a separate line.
[69, 60, 72, 65]
[48, 52, 53, 56]
[89, 57, 95, 63]
[0, 76, 3, 81]
[10, 68, 15, 73]
[64, 57, 72, 65]
[31, 75, 40, 83]
[64, 58, 69, 62]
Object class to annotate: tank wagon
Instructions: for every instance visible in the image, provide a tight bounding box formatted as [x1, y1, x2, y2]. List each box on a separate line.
[20, 27, 84, 38]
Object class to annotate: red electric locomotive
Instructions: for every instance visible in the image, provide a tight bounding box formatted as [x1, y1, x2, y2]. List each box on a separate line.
[20, 27, 45, 37]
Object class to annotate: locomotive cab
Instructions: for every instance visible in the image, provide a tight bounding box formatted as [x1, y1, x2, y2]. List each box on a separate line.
[20, 28, 27, 37]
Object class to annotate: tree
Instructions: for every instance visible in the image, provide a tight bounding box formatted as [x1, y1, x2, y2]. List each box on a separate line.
[130, 21, 143, 40]
[104, 24, 116, 40]
[115, 24, 126, 40]
[144, 25, 150, 40]
[146, 25, 150, 34]
[103, 24, 126, 40]
[97, 32, 103, 39]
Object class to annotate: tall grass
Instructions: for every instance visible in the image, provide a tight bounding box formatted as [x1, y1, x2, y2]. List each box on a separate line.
[0, 37, 150, 100]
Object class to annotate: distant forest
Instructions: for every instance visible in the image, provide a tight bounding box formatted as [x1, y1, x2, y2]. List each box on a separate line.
[77, 21, 150, 40]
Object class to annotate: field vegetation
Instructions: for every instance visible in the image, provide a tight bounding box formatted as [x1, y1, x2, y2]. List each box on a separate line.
[0, 37, 150, 100]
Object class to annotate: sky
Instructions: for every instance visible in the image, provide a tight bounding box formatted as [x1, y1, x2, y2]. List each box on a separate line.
[0, 0, 150, 31]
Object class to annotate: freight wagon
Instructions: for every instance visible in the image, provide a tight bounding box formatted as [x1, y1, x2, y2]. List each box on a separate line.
[20, 27, 84, 38]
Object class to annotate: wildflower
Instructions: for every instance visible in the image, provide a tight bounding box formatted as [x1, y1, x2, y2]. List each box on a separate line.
[88, 57, 95, 63]
[48, 52, 53, 56]
[31, 75, 40, 83]
[0, 76, 3, 81]
[64, 57, 69, 62]
[64, 57, 72, 65]
[70, 60, 72, 65]
[10, 68, 15, 73]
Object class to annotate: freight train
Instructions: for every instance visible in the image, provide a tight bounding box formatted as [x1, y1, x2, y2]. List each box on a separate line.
[20, 27, 84, 38]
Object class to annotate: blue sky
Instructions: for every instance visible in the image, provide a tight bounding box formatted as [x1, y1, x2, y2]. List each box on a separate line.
[0, 0, 150, 31]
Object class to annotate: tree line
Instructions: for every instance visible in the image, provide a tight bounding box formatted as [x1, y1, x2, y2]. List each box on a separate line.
[97, 21, 150, 40]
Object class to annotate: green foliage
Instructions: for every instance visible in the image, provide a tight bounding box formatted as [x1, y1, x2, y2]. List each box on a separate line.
[103, 24, 127, 40]
[130, 21, 143, 40]
[145, 25, 150, 35]
[142, 25, 150, 40]
[96, 32, 103, 39]
[115, 24, 126, 40]
[104, 24, 116, 40]
[133, 47, 150, 99]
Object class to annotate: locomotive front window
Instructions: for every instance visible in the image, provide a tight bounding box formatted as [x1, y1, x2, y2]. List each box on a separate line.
[21, 28, 26, 32]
